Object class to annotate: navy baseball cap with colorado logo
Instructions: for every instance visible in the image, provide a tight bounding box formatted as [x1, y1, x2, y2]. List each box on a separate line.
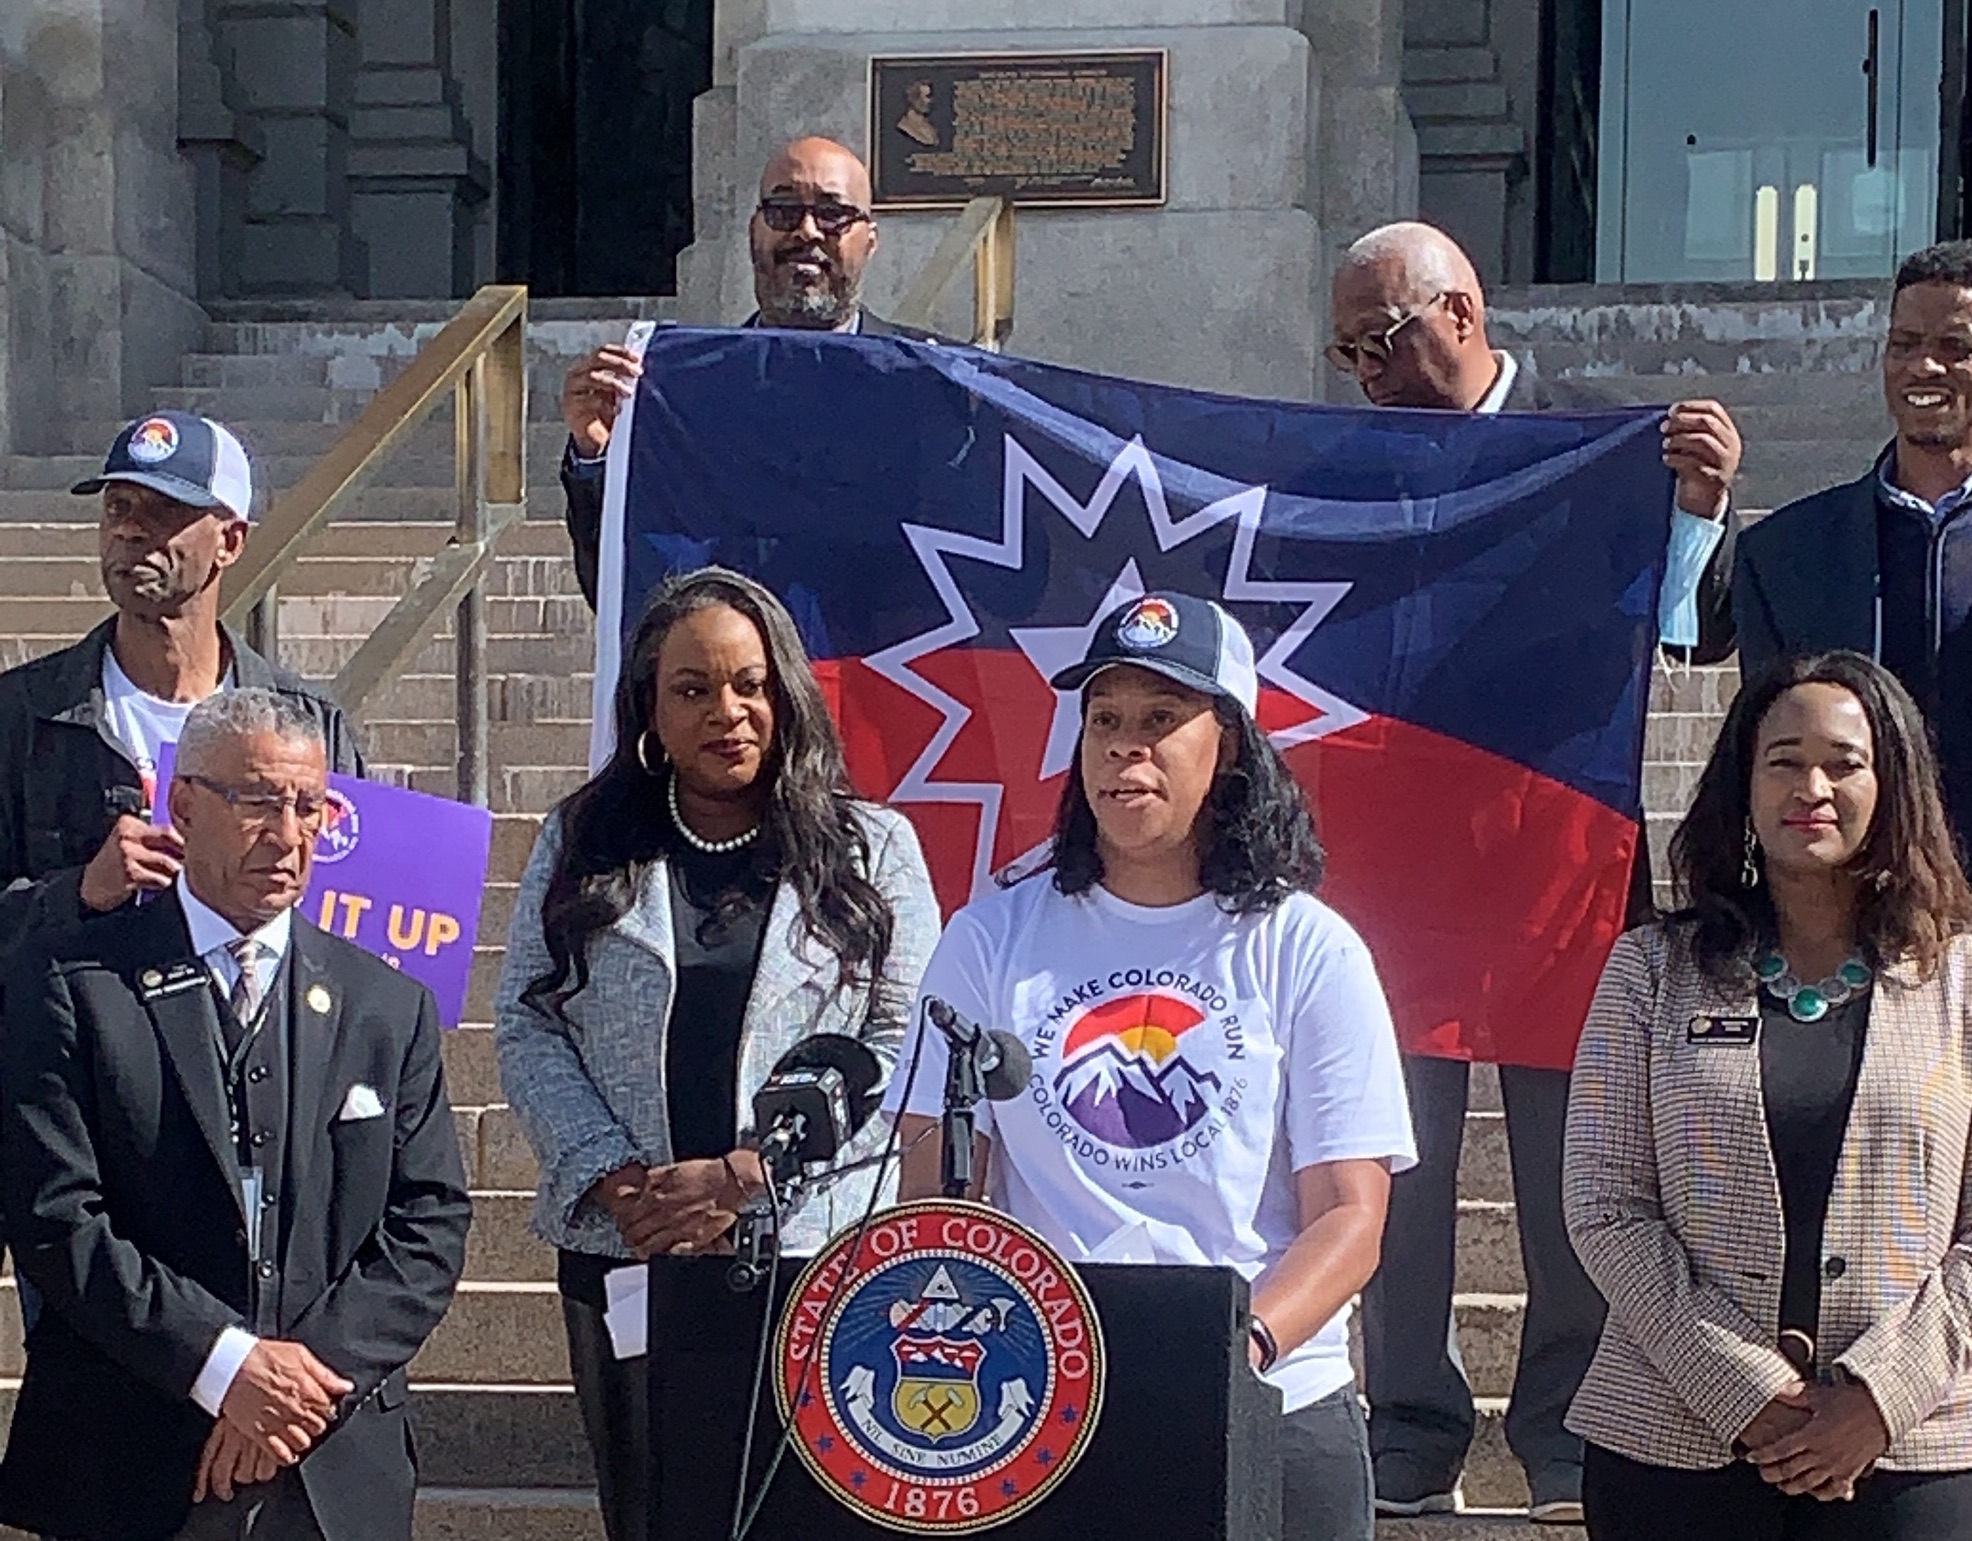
[1049, 590, 1260, 715]
[71, 411, 254, 522]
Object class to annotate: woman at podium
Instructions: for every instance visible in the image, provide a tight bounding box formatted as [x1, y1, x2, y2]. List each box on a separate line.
[1563, 651, 1972, 1538]
[888, 591, 1417, 1541]
[495, 567, 940, 1541]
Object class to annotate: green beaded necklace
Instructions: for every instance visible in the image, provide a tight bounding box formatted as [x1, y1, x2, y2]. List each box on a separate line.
[1753, 951, 1873, 1024]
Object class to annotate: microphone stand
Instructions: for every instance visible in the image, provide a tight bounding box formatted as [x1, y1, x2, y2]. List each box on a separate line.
[727, 1185, 785, 1294]
[941, 1020, 986, 1200]
[728, 1139, 805, 1294]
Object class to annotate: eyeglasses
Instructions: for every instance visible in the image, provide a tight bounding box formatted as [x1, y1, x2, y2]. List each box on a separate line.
[182, 774, 329, 832]
[1324, 292, 1451, 373]
[755, 198, 872, 236]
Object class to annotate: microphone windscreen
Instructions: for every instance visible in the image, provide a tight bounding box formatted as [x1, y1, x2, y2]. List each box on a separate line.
[981, 1031, 1032, 1102]
[771, 1033, 884, 1128]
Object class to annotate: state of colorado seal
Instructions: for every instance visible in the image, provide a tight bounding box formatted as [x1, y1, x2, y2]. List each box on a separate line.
[776, 1200, 1104, 1533]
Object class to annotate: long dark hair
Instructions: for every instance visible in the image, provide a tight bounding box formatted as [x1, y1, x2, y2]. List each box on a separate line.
[1669, 649, 1972, 981]
[523, 567, 894, 1014]
[1039, 695, 1325, 914]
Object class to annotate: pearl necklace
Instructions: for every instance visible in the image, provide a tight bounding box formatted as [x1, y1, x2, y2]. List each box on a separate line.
[667, 773, 760, 855]
[1754, 950, 1873, 1024]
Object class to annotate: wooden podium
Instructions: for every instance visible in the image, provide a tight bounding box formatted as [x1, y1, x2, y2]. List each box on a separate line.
[646, 1255, 1282, 1540]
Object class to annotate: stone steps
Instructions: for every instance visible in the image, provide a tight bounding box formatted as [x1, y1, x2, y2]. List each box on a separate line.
[413, 1489, 603, 1541]
[0, 592, 592, 648]
[3, 428, 580, 493]
[1487, 285, 1888, 511]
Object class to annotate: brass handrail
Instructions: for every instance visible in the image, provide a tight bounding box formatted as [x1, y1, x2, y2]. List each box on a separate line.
[890, 196, 1016, 349]
[216, 283, 530, 806]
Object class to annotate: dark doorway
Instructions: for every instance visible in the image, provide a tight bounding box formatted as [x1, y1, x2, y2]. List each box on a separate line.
[1535, 0, 1600, 282]
[1944, 0, 1970, 237]
[497, 0, 714, 296]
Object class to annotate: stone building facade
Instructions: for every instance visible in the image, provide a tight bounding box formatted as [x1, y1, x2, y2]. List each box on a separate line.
[2, 1, 1961, 459]
[2, 0, 1423, 460]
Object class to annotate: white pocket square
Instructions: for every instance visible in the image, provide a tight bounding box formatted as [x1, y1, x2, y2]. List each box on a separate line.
[336, 1083, 386, 1122]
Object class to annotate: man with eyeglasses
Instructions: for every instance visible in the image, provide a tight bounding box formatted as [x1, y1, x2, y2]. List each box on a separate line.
[556, 135, 942, 611]
[0, 686, 469, 1541]
[1329, 222, 1745, 1529]
[1712, 239, 1972, 846]
[0, 412, 362, 983]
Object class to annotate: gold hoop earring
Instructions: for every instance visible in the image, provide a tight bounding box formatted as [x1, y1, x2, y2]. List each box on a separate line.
[636, 730, 665, 776]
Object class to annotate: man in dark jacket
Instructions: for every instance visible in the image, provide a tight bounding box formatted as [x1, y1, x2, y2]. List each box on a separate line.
[0, 411, 363, 981]
[1710, 239, 1972, 844]
[1327, 222, 1744, 1526]
[558, 135, 942, 610]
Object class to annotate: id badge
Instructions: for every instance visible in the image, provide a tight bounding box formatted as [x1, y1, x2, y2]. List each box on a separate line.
[240, 1167, 264, 1261]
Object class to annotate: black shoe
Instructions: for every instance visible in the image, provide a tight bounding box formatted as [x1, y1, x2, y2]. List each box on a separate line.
[1372, 1455, 1462, 1517]
[1528, 1461, 1584, 1525]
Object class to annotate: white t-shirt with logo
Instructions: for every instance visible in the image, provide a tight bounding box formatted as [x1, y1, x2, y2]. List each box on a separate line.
[101, 647, 204, 810]
[884, 876, 1417, 1412]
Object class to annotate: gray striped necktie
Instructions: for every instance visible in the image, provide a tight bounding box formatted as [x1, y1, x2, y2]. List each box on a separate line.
[227, 937, 266, 1036]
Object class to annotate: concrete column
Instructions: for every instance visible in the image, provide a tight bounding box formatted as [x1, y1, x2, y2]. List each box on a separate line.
[1, 0, 206, 455]
[180, 0, 267, 302]
[1296, 0, 1418, 399]
[1401, 0, 1533, 284]
[212, 0, 367, 295]
[346, 0, 488, 299]
[676, 0, 1393, 402]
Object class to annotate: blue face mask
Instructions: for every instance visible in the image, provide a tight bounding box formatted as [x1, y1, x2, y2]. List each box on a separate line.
[1658, 508, 1726, 649]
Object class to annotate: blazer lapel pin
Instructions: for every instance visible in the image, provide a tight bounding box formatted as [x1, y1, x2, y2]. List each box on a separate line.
[338, 1082, 386, 1121]
[306, 984, 333, 1015]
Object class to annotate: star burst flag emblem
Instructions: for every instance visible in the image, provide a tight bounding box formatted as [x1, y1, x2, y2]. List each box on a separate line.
[594, 328, 1670, 1071]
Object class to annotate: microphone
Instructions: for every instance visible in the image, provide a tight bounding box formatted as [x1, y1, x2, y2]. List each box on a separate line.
[730, 1034, 881, 1294]
[751, 1033, 883, 1179]
[923, 998, 1031, 1102]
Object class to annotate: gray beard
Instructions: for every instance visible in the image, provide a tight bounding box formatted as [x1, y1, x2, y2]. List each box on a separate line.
[763, 280, 860, 329]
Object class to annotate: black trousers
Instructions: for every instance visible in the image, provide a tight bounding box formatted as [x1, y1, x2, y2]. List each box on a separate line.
[1281, 1388, 1375, 1541]
[1360, 1054, 1606, 1485]
[564, 1293, 650, 1541]
[1583, 1442, 1972, 1540]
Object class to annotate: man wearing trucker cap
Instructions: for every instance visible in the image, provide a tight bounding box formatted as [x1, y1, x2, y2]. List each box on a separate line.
[0, 411, 363, 979]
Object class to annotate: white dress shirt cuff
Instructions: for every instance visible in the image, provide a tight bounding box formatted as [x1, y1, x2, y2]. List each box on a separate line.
[191, 1326, 260, 1416]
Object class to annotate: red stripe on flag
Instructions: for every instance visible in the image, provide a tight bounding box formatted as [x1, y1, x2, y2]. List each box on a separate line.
[1288, 717, 1633, 1070]
[814, 655, 1630, 1069]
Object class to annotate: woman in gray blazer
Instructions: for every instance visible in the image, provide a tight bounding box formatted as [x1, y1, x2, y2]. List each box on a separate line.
[1564, 651, 1972, 1539]
[495, 567, 940, 1541]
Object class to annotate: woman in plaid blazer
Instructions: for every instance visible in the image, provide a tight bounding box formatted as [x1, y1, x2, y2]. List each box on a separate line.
[1563, 651, 1972, 1539]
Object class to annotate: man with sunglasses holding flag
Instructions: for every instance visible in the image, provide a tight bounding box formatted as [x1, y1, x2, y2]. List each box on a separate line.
[556, 135, 942, 611]
[1327, 220, 1743, 1527]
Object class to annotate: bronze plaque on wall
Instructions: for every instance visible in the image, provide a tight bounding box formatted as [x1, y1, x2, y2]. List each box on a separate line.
[869, 50, 1168, 210]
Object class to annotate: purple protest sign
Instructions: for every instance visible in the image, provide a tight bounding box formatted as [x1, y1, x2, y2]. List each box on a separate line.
[154, 745, 492, 1026]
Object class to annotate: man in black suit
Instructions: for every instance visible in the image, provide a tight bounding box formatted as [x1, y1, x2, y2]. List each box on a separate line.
[557, 134, 941, 610]
[1705, 240, 1972, 846]
[0, 686, 470, 1541]
[1326, 222, 1744, 1525]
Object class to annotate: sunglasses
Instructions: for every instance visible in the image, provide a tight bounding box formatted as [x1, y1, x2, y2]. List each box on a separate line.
[1324, 292, 1451, 373]
[755, 198, 872, 236]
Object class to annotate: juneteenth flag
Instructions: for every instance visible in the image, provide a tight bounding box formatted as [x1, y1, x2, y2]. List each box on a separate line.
[593, 328, 1669, 1070]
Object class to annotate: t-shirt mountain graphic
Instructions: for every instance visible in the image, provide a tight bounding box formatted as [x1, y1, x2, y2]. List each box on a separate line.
[1053, 1041, 1223, 1149]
